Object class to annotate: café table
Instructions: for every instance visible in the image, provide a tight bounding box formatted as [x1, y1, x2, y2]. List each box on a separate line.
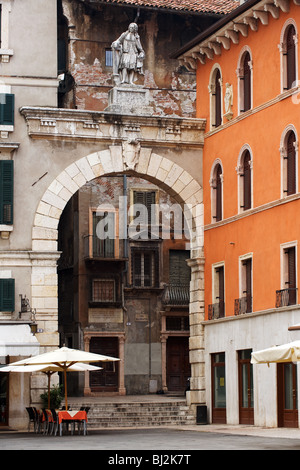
[58, 410, 88, 436]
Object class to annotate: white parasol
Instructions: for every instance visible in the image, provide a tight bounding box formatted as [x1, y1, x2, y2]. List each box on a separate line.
[0, 362, 103, 409]
[5, 346, 120, 409]
[251, 340, 300, 365]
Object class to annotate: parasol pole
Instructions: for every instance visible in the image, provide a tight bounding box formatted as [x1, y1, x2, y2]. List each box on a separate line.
[64, 366, 68, 410]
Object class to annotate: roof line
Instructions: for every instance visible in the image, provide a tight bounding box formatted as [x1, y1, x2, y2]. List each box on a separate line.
[171, 0, 261, 58]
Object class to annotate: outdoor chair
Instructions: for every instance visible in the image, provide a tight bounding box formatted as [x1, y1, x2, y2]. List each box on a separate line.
[26, 407, 36, 432]
[41, 408, 53, 435]
[50, 409, 58, 436]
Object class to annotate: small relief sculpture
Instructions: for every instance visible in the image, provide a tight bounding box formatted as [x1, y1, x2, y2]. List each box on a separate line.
[112, 23, 145, 86]
[224, 83, 233, 121]
[122, 139, 141, 170]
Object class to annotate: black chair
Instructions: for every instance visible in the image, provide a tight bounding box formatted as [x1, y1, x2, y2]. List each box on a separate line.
[26, 407, 36, 432]
[50, 409, 58, 436]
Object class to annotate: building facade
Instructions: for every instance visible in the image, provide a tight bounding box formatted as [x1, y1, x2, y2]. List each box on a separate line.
[176, 0, 300, 427]
[0, 0, 238, 428]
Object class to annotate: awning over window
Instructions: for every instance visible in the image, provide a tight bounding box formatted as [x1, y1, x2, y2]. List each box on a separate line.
[0, 324, 39, 358]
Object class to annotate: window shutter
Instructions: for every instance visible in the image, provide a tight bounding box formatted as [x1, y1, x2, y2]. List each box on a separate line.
[0, 279, 15, 312]
[243, 151, 251, 210]
[0, 160, 13, 225]
[215, 164, 222, 221]
[0, 94, 14, 125]
[286, 25, 296, 90]
[215, 69, 222, 127]
[287, 132, 296, 196]
[169, 250, 191, 286]
[243, 52, 251, 112]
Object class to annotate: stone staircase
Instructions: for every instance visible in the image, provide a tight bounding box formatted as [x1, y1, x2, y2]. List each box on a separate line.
[65, 397, 196, 428]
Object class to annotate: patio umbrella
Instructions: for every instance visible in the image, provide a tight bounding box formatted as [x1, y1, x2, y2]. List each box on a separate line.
[251, 340, 300, 365]
[0, 362, 103, 409]
[5, 346, 120, 409]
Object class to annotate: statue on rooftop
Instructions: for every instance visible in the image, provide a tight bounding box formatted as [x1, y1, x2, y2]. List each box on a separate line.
[112, 23, 145, 86]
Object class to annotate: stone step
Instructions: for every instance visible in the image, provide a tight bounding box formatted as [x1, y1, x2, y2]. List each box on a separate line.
[64, 398, 196, 428]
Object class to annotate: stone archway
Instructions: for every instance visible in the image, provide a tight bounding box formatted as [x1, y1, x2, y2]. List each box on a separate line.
[31, 147, 205, 405]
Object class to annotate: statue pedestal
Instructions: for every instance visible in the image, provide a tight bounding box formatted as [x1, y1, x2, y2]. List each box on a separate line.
[105, 85, 153, 115]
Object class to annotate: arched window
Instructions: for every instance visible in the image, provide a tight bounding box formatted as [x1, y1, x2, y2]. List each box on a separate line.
[210, 161, 223, 222]
[237, 147, 253, 213]
[281, 129, 297, 197]
[237, 48, 252, 114]
[214, 69, 222, 128]
[242, 150, 251, 210]
[209, 66, 222, 130]
[280, 21, 298, 92]
[286, 25, 296, 89]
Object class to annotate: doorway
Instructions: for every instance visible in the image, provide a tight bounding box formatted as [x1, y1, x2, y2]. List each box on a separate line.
[238, 349, 254, 425]
[89, 337, 119, 392]
[166, 337, 190, 392]
[277, 362, 298, 428]
[211, 352, 226, 423]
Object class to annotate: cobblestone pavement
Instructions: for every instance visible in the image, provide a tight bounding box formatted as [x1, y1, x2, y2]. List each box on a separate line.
[1, 426, 300, 451]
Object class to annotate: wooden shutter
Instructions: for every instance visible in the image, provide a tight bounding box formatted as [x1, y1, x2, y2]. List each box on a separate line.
[215, 69, 221, 127]
[0, 94, 14, 125]
[218, 266, 225, 316]
[243, 52, 251, 112]
[133, 191, 155, 225]
[286, 25, 296, 90]
[243, 151, 251, 210]
[132, 251, 142, 286]
[0, 160, 13, 225]
[287, 132, 296, 196]
[169, 250, 190, 286]
[243, 258, 252, 312]
[216, 164, 222, 221]
[286, 247, 296, 304]
[0, 279, 15, 312]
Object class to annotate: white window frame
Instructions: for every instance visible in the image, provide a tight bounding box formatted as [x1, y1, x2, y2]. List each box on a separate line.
[212, 261, 225, 304]
[279, 18, 298, 93]
[0, 0, 13, 63]
[208, 64, 223, 131]
[236, 46, 253, 115]
[280, 125, 298, 198]
[209, 158, 224, 223]
[236, 144, 253, 214]
[239, 253, 253, 300]
[280, 241, 297, 291]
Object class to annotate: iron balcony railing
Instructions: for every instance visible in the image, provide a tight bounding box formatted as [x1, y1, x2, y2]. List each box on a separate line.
[83, 235, 126, 260]
[161, 284, 190, 306]
[234, 295, 252, 315]
[275, 288, 298, 308]
[208, 300, 225, 320]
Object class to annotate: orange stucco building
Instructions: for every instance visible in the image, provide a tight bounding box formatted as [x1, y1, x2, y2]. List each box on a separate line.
[176, 0, 300, 428]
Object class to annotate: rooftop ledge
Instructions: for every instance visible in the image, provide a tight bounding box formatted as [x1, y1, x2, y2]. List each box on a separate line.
[19, 106, 206, 148]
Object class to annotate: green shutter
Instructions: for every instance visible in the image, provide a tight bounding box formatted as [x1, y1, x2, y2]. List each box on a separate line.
[0, 279, 15, 312]
[0, 94, 14, 125]
[0, 160, 13, 224]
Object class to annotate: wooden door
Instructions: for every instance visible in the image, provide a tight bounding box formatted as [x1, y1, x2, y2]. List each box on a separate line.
[89, 337, 119, 392]
[238, 350, 254, 425]
[166, 337, 190, 392]
[278, 362, 298, 428]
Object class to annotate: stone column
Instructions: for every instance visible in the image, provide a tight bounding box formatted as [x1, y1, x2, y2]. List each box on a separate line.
[118, 335, 126, 396]
[83, 336, 91, 395]
[187, 256, 205, 406]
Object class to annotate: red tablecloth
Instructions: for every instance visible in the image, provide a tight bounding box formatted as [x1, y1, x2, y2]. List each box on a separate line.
[58, 410, 87, 424]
